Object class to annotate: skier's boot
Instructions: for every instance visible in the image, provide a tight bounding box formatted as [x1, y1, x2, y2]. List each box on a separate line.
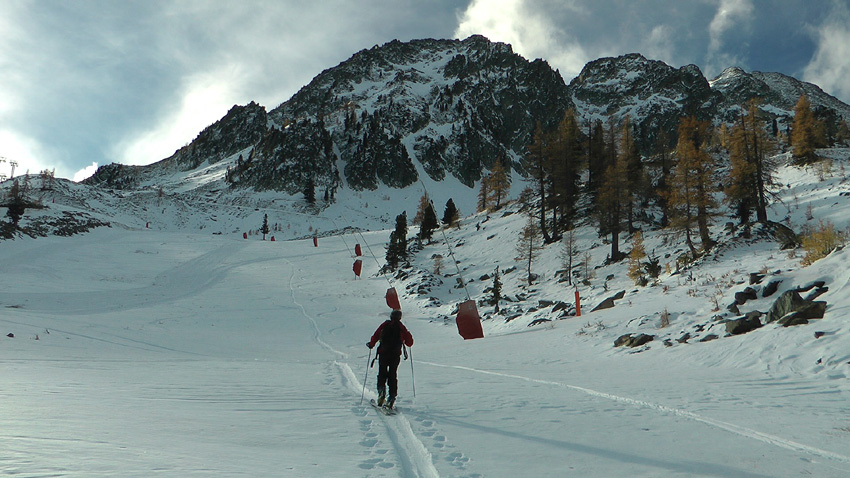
[386, 396, 395, 410]
[377, 389, 386, 407]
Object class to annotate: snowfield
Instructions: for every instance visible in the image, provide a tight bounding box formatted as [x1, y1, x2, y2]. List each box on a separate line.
[2, 152, 850, 477]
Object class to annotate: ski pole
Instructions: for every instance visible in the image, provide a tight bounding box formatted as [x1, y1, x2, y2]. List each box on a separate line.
[408, 346, 416, 399]
[360, 349, 372, 406]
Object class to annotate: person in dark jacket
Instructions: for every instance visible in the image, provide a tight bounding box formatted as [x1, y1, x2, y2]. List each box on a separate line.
[367, 309, 413, 409]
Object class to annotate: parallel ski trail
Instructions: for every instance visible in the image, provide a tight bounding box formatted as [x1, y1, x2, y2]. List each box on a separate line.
[337, 361, 439, 478]
[421, 360, 850, 467]
[283, 250, 439, 477]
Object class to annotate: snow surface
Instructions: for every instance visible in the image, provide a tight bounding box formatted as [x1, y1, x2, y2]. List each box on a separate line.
[3, 153, 850, 477]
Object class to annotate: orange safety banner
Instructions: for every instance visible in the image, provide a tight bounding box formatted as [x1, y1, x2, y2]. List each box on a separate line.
[456, 299, 484, 340]
[385, 287, 401, 310]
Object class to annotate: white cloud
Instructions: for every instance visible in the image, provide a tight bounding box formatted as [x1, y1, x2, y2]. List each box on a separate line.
[114, 68, 242, 166]
[642, 25, 676, 65]
[706, 0, 753, 75]
[73, 162, 100, 182]
[0, 129, 49, 179]
[454, 0, 588, 79]
[803, 2, 850, 104]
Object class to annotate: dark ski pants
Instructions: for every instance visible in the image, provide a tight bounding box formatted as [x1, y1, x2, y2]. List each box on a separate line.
[376, 351, 401, 398]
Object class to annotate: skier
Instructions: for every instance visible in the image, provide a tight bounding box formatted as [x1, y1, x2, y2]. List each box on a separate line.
[366, 309, 413, 409]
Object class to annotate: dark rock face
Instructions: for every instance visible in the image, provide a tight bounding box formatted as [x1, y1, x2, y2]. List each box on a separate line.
[82, 37, 850, 196]
[615, 333, 654, 348]
[766, 290, 827, 326]
[570, 53, 716, 154]
[734, 287, 758, 305]
[762, 280, 782, 298]
[268, 36, 573, 190]
[726, 313, 763, 335]
[591, 291, 626, 312]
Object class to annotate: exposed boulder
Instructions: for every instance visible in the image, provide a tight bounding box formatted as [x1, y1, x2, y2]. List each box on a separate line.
[726, 312, 763, 335]
[777, 302, 828, 327]
[734, 287, 758, 305]
[762, 280, 782, 298]
[614, 333, 654, 348]
[765, 290, 827, 325]
[591, 290, 626, 312]
[804, 287, 828, 301]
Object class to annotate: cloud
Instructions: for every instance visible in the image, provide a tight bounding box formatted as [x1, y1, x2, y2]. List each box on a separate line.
[73, 162, 99, 182]
[454, 0, 589, 79]
[0, 129, 49, 179]
[803, 2, 850, 104]
[704, 0, 754, 75]
[113, 68, 243, 166]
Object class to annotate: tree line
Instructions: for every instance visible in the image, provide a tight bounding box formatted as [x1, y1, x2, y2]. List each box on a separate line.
[512, 94, 845, 285]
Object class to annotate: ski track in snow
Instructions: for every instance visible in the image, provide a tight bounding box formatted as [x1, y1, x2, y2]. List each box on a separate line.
[420, 360, 850, 469]
[283, 254, 440, 477]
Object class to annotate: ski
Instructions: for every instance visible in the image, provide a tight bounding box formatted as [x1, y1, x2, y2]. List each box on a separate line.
[370, 399, 398, 416]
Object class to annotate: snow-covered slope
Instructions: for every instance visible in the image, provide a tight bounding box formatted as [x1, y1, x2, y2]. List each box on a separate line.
[2, 149, 850, 476]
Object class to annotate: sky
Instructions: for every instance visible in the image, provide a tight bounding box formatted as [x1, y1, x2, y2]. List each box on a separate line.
[1, 0, 848, 182]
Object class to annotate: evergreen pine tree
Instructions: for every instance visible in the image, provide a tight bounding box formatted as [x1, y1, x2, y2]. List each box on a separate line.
[385, 212, 408, 271]
[443, 199, 459, 228]
[414, 195, 439, 243]
[4, 179, 26, 228]
[261, 214, 270, 240]
[304, 176, 316, 204]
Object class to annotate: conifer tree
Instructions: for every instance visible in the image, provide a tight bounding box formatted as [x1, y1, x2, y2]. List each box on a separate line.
[414, 195, 439, 242]
[261, 214, 270, 240]
[668, 117, 718, 256]
[586, 119, 607, 200]
[619, 117, 646, 233]
[791, 95, 820, 165]
[515, 216, 542, 285]
[442, 198, 460, 228]
[487, 158, 510, 210]
[627, 231, 648, 286]
[546, 109, 583, 236]
[303, 176, 316, 204]
[559, 228, 579, 286]
[597, 140, 629, 262]
[4, 179, 26, 228]
[726, 101, 777, 224]
[477, 174, 490, 212]
[385, 212, 408, 271]
[524, 122, 551, 243]
[652, 129, 673, 228]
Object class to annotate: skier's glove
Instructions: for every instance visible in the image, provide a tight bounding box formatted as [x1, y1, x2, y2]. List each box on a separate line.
[366, 342, 373, 349]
